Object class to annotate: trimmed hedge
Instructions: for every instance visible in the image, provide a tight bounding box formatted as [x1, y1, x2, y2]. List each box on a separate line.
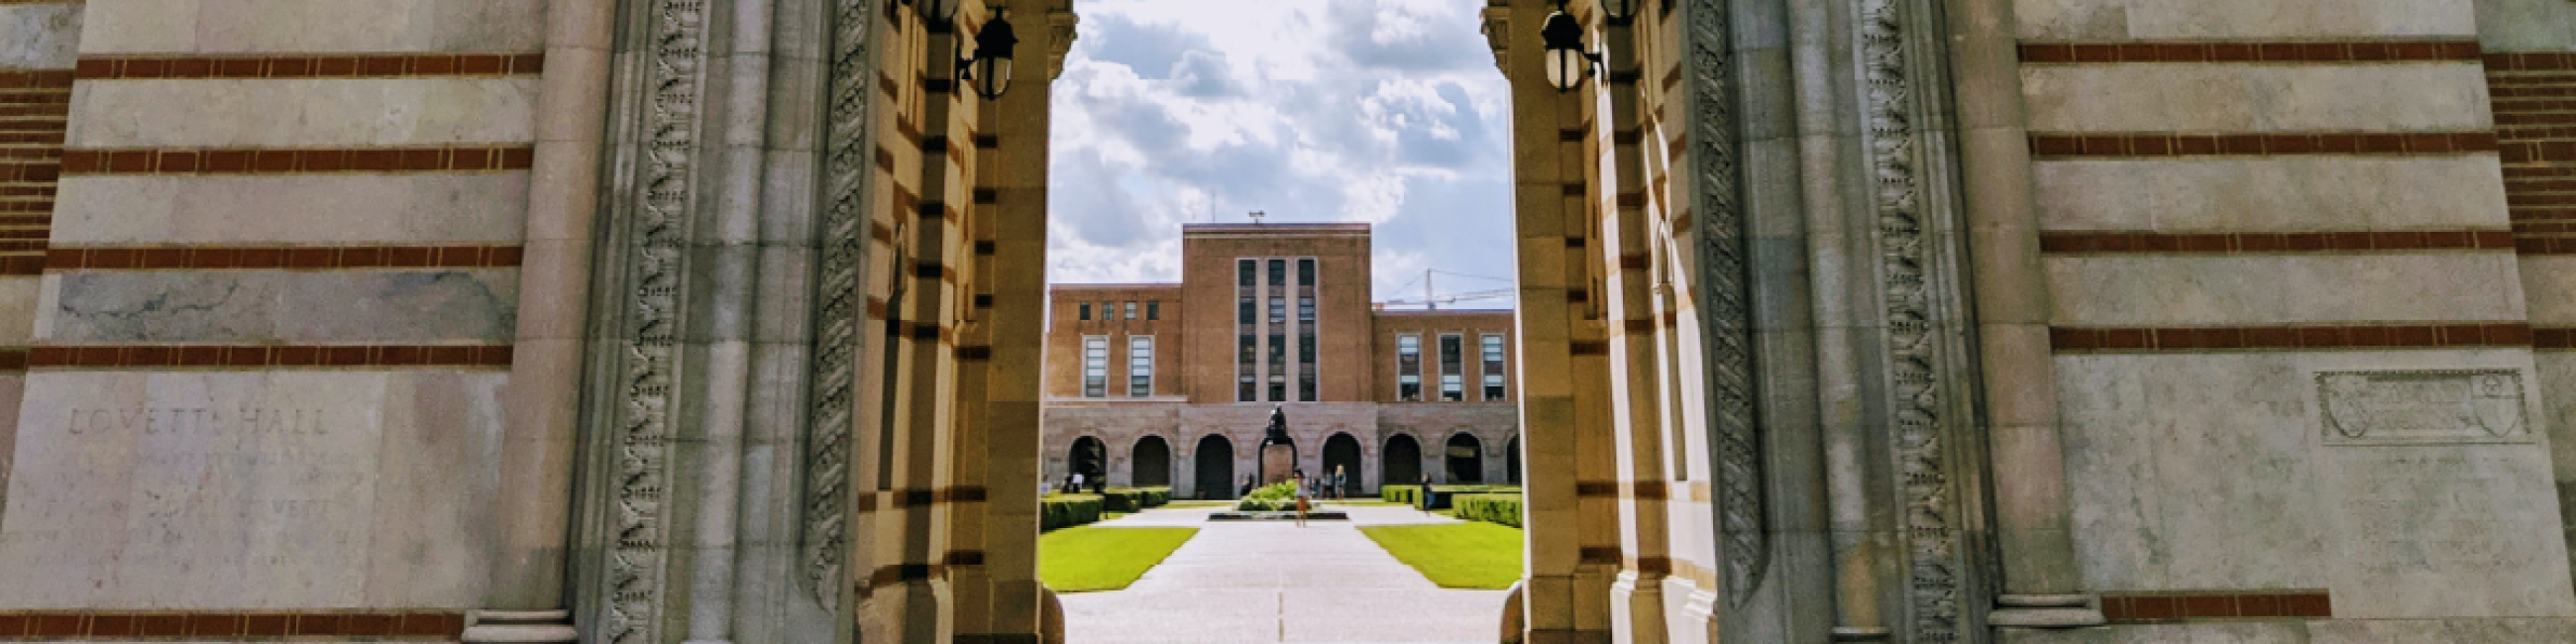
[1381, 484, 1420, 506]
[1100, 486, 1171, 513]
[1042, 493, 1104, 532]
[1452, 493, 1523, 527]
[1395, 484, 1520, 510]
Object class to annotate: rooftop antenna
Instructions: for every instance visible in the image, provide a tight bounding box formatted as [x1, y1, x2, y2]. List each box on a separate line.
[1248, 210, 1266, 225]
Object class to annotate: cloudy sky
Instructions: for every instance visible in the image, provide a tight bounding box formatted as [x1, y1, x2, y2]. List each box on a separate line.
[1045, 0, 1518, 307]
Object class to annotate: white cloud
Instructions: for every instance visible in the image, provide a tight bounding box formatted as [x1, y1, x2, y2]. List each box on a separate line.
[1046, 0, 1516, 307]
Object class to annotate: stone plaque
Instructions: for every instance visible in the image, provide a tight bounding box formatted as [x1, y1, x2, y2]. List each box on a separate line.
[2316, 370, 2529, 446]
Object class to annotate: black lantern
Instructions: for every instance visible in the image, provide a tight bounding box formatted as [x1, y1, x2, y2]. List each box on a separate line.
[913, 0, 960, 24]
[1598, 0, 1641, 24]
[1540, 7, 1600, 93]
[959, 13, 1018, 100]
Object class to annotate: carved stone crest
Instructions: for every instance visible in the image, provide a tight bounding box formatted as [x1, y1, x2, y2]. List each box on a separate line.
[2318, 370, 2530, 445]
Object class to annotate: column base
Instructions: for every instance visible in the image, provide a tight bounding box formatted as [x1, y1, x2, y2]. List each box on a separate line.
[1607, 573, 1665, 644]
[460, 609, 578, 643]
[1830, 626, 1893, 641]
[1989, 593, 2105, 628]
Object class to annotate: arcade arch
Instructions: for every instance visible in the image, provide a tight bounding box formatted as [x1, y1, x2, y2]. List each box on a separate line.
[1130, 435, 1171, 487]
[1381, 433, 1424, 489]
[1192, 434, 1235, 499]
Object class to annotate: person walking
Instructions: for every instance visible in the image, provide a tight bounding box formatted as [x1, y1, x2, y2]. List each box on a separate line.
[1332, 466, 1346, 500]
[1292, 473, 1312, 527]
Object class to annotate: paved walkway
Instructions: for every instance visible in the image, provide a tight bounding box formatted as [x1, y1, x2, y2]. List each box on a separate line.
[1059, 503, 1509, 643]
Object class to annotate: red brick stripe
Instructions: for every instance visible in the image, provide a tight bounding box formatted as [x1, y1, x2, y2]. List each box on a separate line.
[26, 345, 512, 369]
[2022, 41, 2480, 64]
[2031, 132, 2498, 158]
[0, 256, 42, 275]
[2487, 53, 2576, 72]
[2052, 324, 2530, 353]
[0, 70, 75, 88]
[0, 349, 24, 372]
[46, 245, 522, 270]
[2537, 328, 2576, 350]
[2041, 231, 2515, 254]
[0, 610, 462, 639]
[75, 54, 542, 80]
[2101, 591, 2331, 622]
[60, 147, 532, 174]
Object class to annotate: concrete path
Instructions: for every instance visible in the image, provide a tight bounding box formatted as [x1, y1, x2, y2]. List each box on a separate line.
[1059, 503, 1510, 643]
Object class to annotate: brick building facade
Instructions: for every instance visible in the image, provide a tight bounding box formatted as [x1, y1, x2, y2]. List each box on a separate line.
[1041, 223, 1519, 498]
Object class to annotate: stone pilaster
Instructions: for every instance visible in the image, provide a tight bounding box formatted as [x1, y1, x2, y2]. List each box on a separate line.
[1941, 0, 2100, 630]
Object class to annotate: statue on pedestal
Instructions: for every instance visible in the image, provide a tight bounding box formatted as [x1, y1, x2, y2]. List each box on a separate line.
[1262, 405, 1291, 446]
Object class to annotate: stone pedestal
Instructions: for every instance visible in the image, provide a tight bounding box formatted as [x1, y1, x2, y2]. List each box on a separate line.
[1261, 443, 1296, 484]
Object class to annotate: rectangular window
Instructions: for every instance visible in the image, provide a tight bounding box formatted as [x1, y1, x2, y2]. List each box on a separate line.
[1267, 259, 1286, 286]
[1482, 334, 1506, 400]
[1128, 336, 1154, 396]
[1239, 259, 1257, 286]
[1298, 334, 1317, 364]
[1299, 373, 1317, 402]
[1298, 296, 1315, 322]
[1238, 297, 1255, 324]
[1268, 334, 1286, 365]
[1269, 380, 1286, 402]
[1268, 297, 1286, 322]
[1082, 337, 1109, 398]
[1077, 303, 1091, 321]
[1146, 300, 1160, 320]
[1125, 301, 1137, 320]
[1397, 334, 1422, 401]
[1439, 334, 1464, 401]
[1240, 376, 1256, 402]
[1298, 258, 1316, 285]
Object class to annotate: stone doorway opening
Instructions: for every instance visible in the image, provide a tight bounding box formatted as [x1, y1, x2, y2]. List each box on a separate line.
[1382, 433, 1424, 488]
[1444, 432, 1484, 483]
[1321, 432, 1362, 496]
[1193, 434, 1235, 499]
[1131, 436, 1171, 487]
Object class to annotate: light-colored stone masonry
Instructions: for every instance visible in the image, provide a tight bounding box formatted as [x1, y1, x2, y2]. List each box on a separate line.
[4, 0, 2576, 642]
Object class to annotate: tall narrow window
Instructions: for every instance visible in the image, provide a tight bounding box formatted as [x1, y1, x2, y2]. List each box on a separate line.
[1267, 259, 1286, 286]
[1238, 335, 1258, 402]
[1082, 337, 1109, 398]
[1129, 336, 1154, 396]
[1298, 258, 1316, 285]
[1298, 296, 1315, 322]
[1439, 334, 1464, 401]
[1125, 301, 1137, 320]
[1146, 300, 1160, 320]
[1481, 334, 1507, 400]
[1397, 334, 1422, 401]
[1238, 297, 1255, 324]
[1077, 303, 1091, 321]
[1239, 259, 1256, 286]
[1299, 373, 1317, 402]
[1268, 334, 1286, 366]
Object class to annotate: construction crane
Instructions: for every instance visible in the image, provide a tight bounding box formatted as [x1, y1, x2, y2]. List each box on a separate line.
[1379, 268, 1515, 310]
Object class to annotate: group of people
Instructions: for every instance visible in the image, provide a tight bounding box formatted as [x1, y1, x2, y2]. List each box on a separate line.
[1055, 471, 1105, 494]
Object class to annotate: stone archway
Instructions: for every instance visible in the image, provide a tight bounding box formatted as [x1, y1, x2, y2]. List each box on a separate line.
[1382, 433, 1424, 489]
[1131, 435, 1171, 487]
[1322, 432, 1362, 496]
[1444, 432, 1483, 483]
[1068, 436, 1107, 482]
[1194, 434, 1235, 499]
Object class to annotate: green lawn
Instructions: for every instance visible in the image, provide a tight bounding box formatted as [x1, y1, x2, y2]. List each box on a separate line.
[1038, 526, 1198, 592]
[1357, 522, 1525, 590]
